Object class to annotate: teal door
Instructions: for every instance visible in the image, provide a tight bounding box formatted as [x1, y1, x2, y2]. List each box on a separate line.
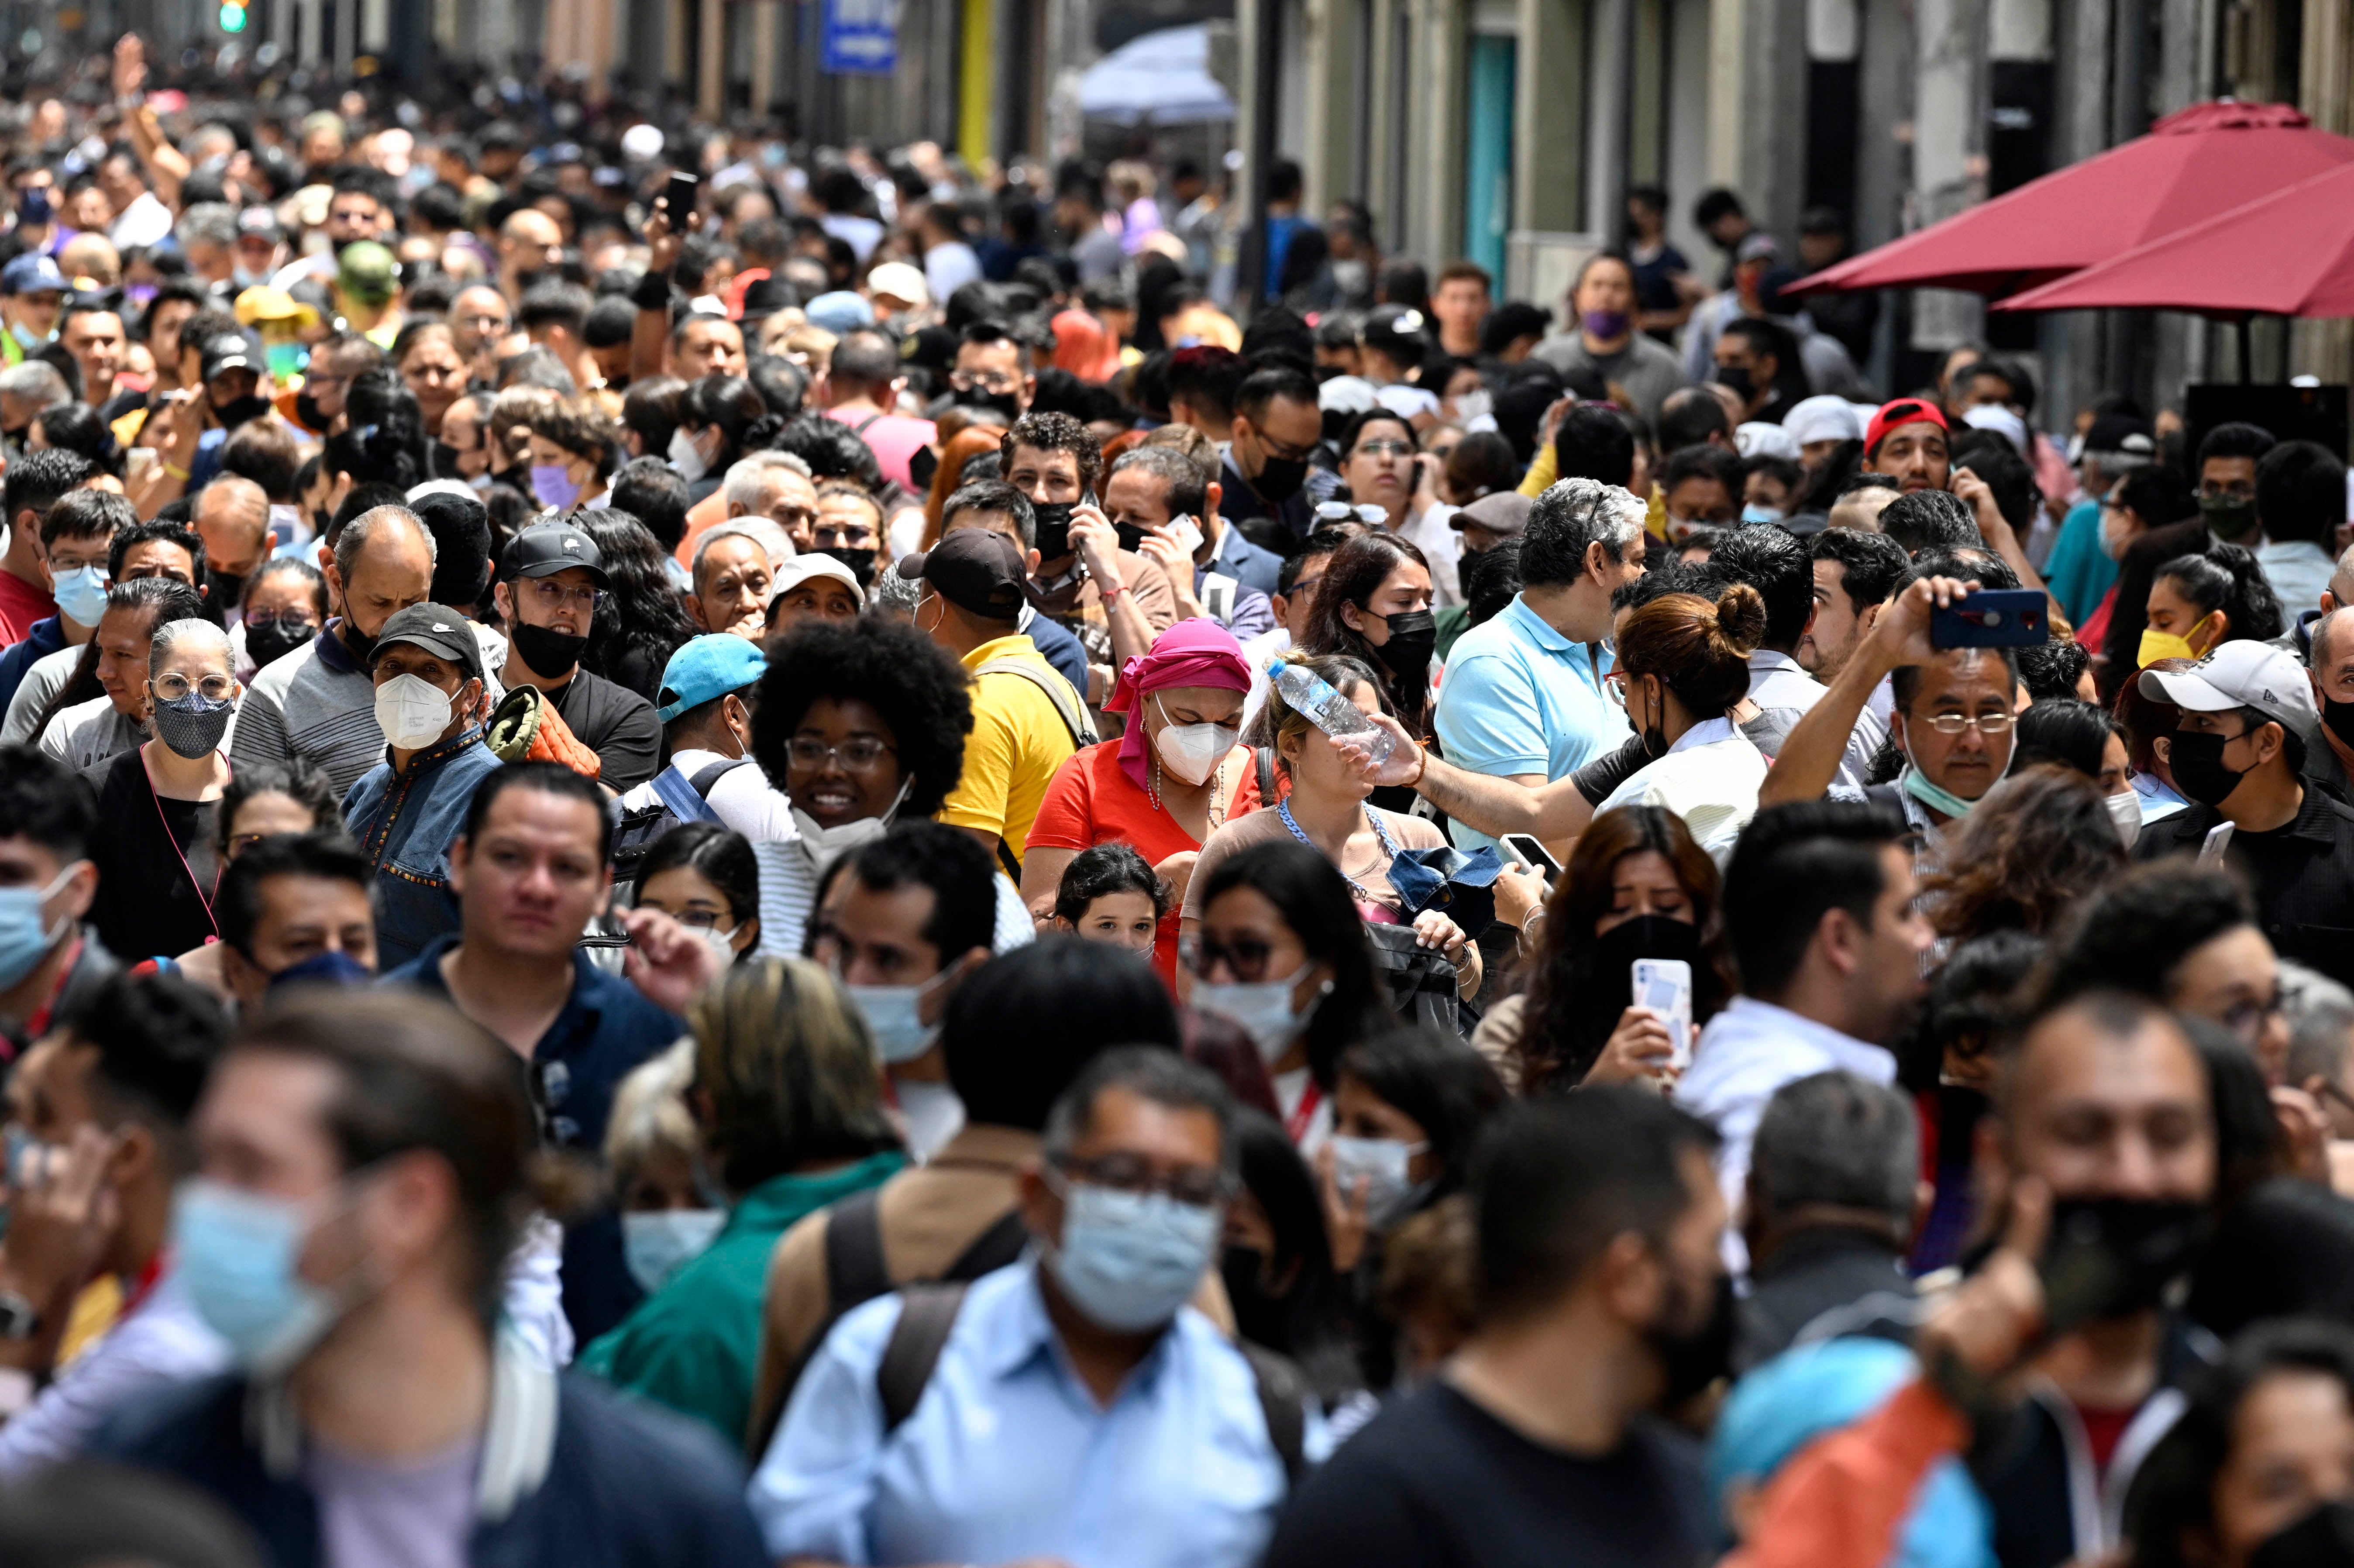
[1463, 34, 1516, 276]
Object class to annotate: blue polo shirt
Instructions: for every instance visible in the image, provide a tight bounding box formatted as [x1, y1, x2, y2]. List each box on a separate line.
[1433, 594, 1631, 852]
[381, 933, 685, 1343]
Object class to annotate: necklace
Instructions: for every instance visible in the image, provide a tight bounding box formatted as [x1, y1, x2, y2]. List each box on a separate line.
[1147, 750, 1227, 832]
[1276, 798, 1398, 901]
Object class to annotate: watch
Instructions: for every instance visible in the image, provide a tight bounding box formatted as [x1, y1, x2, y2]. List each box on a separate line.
[0, 1291, 40, 1341]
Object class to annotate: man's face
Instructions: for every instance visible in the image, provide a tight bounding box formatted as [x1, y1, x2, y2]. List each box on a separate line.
[812, 494, 881, 556]
[7, 1031, 93, 1148]
[826, 877, 951, 1012]
[372, 642, 477, 746]
[502, 565, 601, 640]
[450, 289, 512, 362]
[326, 193, 387, 248]
[1803, 559, 1871, 677]
[93, 606, 155, 716]
[2199, 455, 2260, 504]
[1856, 845, 1933, 1039]
[1572, 260, 1635, 322]
[1867, 423, 1951, 493]
[331, 537, 434, 640]
[950, 340, 1029, 412]
[2313, 621, 2354, 723]
[1713, 337, 1769, 411]
[206, 367, 261, 416]
[1020, 1083, 1228, 1314]
[61, 311, 123, 397]
[150, 299, 197, 366]
[692, 536, 775, 635]
[500, 211, 564, 276]
[227, 874, 377, 1008]
[450, 787, 612, 959]
[1006, 443, 1084, 507]
[1431, 278, 1490, 334]
[7, 289, 63, 340]
[234, 230, 284, 282]
[0, 832, 90, 984]
[768, 574, 863, 631]
[2175, 708, 2277, 808]
[1232, 396, 1322, 487]
[196, 495, 270, 581]
[1104, 466, 1177, 537]
[675, 319, 747, 381]
[1954, 374, 2016, 413]
[2000, 1011, 2216, 1210]
[1662, 475, 1738, 533]
[1894, 652, 2017, 806]
[2171, 925, 2290, 1077]
[117, 539, 196, 588]
[41, 530, 107, 598]
[751, 471, 820, 547]
[1270, 553, 1334, 635]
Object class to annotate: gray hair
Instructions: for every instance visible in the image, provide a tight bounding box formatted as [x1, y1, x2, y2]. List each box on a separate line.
[2284, 961, 2354, 1092]
[1042, 1045, 1236, 1179]
[1748, 1071, 1917, 1231]
[869, 561, 923, 618]
[692, 519, 795, 583]
[1521, 477, 1645, 588]
[175, 202, 238, 250]
[722, 451, 814, 514]
[148, 616, 233, 676]
[0, 360, 71, 410]
[332, 505, 437, 581]
[602, 1038, 699, 1181]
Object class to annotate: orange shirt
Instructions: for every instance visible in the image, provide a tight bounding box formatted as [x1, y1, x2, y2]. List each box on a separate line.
[1028, 739, 1263, 989]
[673, 489, 734, 567]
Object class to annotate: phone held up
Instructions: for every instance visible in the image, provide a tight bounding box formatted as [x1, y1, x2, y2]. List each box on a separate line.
[1930, 588, 2050, 650]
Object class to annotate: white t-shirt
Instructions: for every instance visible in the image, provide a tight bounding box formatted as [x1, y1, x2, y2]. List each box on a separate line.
[615, 748, 796, 846]
[1594, 716, 1769, 864]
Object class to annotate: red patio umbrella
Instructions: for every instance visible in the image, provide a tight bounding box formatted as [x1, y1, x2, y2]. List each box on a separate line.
[1783, 100, 2354, 299]
[1991, 161, 2354, 317]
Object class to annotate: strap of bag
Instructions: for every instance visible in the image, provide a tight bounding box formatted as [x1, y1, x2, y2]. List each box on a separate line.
[821, 1187, 893, 1319]
[851, 410, 887, 437]
[974, 656, 1100, 748]
[942, 1207, 1029, 1282]
[1255, 745, 1279, 803]
[877, 1281, 969, 1434]
[648, 763, 722, 825]
[687, 756, 753, 797]
[1236, 1342, 1310, 1486]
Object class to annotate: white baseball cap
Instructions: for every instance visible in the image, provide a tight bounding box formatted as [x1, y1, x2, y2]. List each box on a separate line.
[768, 554, 867, 608]
[2138, 640, 2320, 740]
[1783, 394, 1864, 448]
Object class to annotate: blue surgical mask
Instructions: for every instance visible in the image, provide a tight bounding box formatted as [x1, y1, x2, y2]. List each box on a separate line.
[841, 966, 955, 1065]
[268, 949, 374, 992]
[1045, 1180, 1222, 1333]
[0, 862, 84, 990]
[1327, 1134, 1432, 1229]
[1740, 504, 1785, 525]
[171, 1177, 345, 1375]
[51, 564, 108, 627]
[9, 321, 50, 352]
[622, 1207, 726, 1294]
[1190, 963, 1328, 1066]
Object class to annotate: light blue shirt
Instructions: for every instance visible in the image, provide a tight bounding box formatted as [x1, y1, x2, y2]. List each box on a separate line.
[749, 1256, 1320, 1568]
[2258, 540, 2337, 619]
[1434, 594, 1630, 851]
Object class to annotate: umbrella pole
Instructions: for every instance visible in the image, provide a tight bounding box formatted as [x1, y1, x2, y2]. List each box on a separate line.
[2237, 317, 2252, 385]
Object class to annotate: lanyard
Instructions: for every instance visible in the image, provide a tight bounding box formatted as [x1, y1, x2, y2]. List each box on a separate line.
[143, 750, 223, 940]
[1284, 1080, 1323, 1143]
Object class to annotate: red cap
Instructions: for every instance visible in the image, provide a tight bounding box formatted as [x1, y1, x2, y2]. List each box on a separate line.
[1863, 398, 1948, 455]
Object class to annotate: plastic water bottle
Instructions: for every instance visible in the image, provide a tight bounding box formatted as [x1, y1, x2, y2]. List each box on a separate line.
[1266, 659, 1396, 764]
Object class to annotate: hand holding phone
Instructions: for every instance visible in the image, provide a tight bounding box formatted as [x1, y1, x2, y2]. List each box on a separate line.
[1633, 958, 1695, 1074]
[663, 171, 700, 230]
[1501, 833, 1561, 880]
[1929, 587, 2049, 649]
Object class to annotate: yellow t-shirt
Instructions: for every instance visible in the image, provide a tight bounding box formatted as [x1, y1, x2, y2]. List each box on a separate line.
[935, 634, 1083, 865]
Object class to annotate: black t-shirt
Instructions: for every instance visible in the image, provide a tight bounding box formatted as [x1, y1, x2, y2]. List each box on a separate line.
[82, 749, 222, 963]
[1262, 1382, 1712, 1568]
[547, 667, 662, 791]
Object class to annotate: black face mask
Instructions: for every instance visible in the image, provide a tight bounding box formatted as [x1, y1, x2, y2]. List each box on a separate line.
[2037, 1197, 2204, 1333]
[1251, 453, 1309, 504]
[337, 617, 379, 660]
[1220, 1244, 1291, 1352]
[433, 441, 471, 481]
[2323, 694, 2354, 755]
[1645, 1269, 1735, 1408]
[2199, 492, 2261, 543]
[511, 619, 589, 678]
[1032, 500, 1076, 561]
[205, 565, 247, 609]
[1113, 521, 1149, 554]
[2167, 727, 2251, 808]
[244, 615, 316, 670]
[2253, 1502, 2354, 1568]
[296, 391, 327, 432]
[1371, 608, 1438, 687]
[962, 390, 1023, 423]
[818, 544, 876, 588]
[215, 394, 270, 430]
[1714, 364, 1754, 400]
[1593, 913, 1700, 978]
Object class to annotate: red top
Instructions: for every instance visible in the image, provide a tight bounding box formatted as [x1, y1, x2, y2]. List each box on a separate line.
[2074, 1401, 2139, 1476]
[1028, 739, 1263, 989]
[0, 567, 54, 648]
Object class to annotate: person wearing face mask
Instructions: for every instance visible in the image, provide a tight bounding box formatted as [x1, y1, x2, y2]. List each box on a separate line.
[207, 828, 378, 1011]
[1001, 412, 1177, 671]
[342, 604, 498, 970]
[0, 486, 127, 722]
[98, 988, 774, 1566]
[579, 955, 902, 1447]
[810, 481, 887, 591]
[229, 557, 327, 682]
[489, 523, 662, 791]
[1261, 1089, 1726, 1568]
[523, 397, 620, 517]
[1296, 530, 1440, 806]
[231, 504, 435, 796]
[1222, 365, 1331, 554]
[1592, 585, 1773, 860]
[433, 392, 496, 488]
[752, 1045, 1316, 1568]
[189, 475, 272, 626]
[744, 936, 1184, 1444]
[610, 635, 795, 856]
[628, 825, 765, 970]
[77, 619, 241, 964]
[667, 374, 781, 508]
[2141, 545, 2285, 669]
[34, 576, 206, 776]
[0, 746, 112, 1059]
[1025, 619, 1259, 990]
[1528, 251, 1692, 427]
[0, 974, 234, 1475]
[2102, 421, 2278, 701]
[2073, 464, 2199, 657]
[2135, 643, 2354, 990]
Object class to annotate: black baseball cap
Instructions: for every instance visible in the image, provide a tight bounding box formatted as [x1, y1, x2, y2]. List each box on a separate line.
[199, 333, 258, 384]
[898, 528, 1026, 622]
[371, 603, 483, 680]
[499, 523, 610, 586]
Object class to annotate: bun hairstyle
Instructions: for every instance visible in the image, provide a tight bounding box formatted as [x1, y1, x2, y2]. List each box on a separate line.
[1614, 582, 1766, 719]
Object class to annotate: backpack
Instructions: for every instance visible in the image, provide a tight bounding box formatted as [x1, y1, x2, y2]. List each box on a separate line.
[608, 757, 754, 887]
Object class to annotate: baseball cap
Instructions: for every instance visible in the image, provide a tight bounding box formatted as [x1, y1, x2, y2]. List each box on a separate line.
[199, 333, 259, 383]
[501, 523, 611, 586]
[1735, 422, 1801, 461]
[2138, 642, 2320, 740]
[1783, 394, 1864, 448]
[897, 528, 1025, 621]
[1863, 397, 1949, 456]
[768, 554, 866, 609]
[337, 241, 399, 306]
[655, 634, 769, 722]
[1961, 403, 2030, 457]
[370, 604, 483, 681]
[866, 262, 929, 311]
[1361, 305, 1427, 354]
[2, 253, 65, 296]
[806, 290, 875, 336]
[738, 275, 795, 324]
[1452, 491, 1533, 538]
[1735, 232, 1781, 265]
[2083, 410, 2157, 458]
[236, 205, 286, 245]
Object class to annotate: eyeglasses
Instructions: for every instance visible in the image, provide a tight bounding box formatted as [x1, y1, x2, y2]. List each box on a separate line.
[2219, 989, 2285, 1050]
[1353, 438, 1415, 459]
[811, 520, 874, 548]
[151, 672, 235, 702]
[1050, 1154, 1232, 1211]
[1286, 574, 1324, 601]
[1249, 426, 1318, 463]
[652, 908, 738, 932]
[244, 611, 316, 632]
[1180, 932, 1281, 983]
[1603, 670, 1645, 710]
[1315, 502, 1388, 525]
[521, 577, 607, 614]
[1915, 712, 2016, 736]
[787, 736, 896, 772]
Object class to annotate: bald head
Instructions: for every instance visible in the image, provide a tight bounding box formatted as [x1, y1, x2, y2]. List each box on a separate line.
[327, 505, 435, 641]
[193, 476, 272, 582]
[2329, 543, 2354, 612]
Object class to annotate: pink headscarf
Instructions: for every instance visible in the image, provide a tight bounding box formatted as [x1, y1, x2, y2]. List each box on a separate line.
[1050, 308, 1124, 383]
[1104, 619, 1252, 794]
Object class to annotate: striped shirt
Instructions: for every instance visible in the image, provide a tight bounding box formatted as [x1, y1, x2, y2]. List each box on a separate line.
[227, 624, 384, 797]
[753, 836, 1038, 961]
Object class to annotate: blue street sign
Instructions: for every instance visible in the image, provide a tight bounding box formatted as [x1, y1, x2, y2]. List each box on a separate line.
[821, 0, 899, 75]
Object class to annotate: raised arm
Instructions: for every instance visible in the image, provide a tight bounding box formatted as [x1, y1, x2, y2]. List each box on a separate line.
[630, 200, 685, 385]
[1758, 575, 1975, 808]
[1336, 720, 1651, 841]
[112, 37, 188, 206]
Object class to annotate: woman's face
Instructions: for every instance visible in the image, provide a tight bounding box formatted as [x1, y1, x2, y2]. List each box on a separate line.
[785, 695, 906, 829]
[1334, 1068, 1438, 1186]
[1346, 562, 1434, 646]
[1144, 682, 1246, 746]
[400, 334, 467, 431]
[2170, 923, 2289, 1073]
[1342, 420, 1417, 511]
[1198, 884, 1330, 1016]
[1061, 888, 1160, 957]
[2147, 576, 2223, 653]
[1280, 679, 1381, 803]
[2208, 1369, 2354, 1568]
[2100, 484, 2145, 559]
[528, 433, 597, 490]
[2097, 732, 2133, 796]
[636, 863, 756, 957]
[225, 790, 320, 858]
[1594, 849, 1694, 935]
[244, 569, 322, 629]
[619, 1148, 703, 1213]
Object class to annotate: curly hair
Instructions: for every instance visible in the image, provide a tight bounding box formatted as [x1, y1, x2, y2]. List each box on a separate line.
[1000, 410, 1102, 493]
[574, 510, 698, 695]
[1919, 765, 2126, 942]
[754, 617, 976, 818]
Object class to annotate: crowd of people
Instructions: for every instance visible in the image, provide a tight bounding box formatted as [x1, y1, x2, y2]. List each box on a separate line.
[3, 31, 2354, 1568]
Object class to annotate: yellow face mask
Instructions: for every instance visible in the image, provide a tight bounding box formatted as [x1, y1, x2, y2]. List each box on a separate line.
[2137, 628, 2199, 668]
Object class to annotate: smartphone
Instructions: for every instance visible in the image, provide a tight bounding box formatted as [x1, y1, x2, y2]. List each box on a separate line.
[1633, 958, 1695, 1074]
[2200, 821, 2236, 865]
[1500, 832, 1561, 880]
[663, 170, 699, 227]
[1930, 587, 2050, 649]
[1165, 515, 1205, 557]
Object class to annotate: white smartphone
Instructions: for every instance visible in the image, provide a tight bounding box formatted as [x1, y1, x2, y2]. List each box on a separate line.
[1633, 958, 1695, 1074]
[1500, 832, 1562, 880]
[2199, 822, 2236, 865]
[1165, 515, 1205, 556]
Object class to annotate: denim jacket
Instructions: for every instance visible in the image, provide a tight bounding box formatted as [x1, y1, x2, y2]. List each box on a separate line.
[343, 727, 503, 970]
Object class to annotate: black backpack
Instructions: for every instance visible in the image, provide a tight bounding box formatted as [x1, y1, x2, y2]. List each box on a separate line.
[608, 757, 752, 887]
